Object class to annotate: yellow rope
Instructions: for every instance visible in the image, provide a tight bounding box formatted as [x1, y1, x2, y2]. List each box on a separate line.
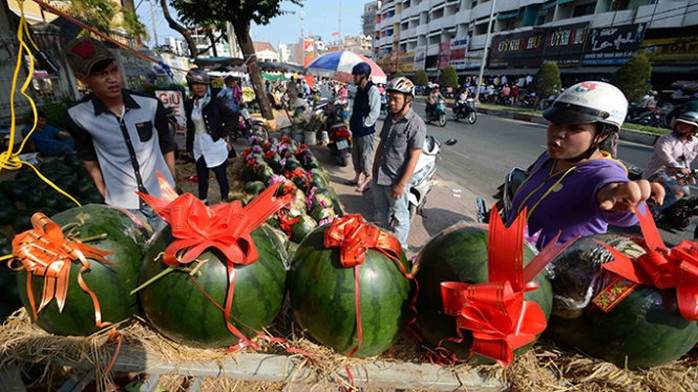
[3, 0, 81, 209]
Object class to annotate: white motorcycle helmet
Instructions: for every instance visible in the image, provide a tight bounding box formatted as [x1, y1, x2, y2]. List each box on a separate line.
[543, 81, 628, 132]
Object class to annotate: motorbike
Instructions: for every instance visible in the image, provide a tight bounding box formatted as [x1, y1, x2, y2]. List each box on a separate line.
[231, 103, 269, 142]
[408, 136, 458, 221]
[325, 102, 352, 167]
[476, 167, 528, 224]
[626, 104, 665, 128]
[453, 98, 477, 124]
[425, 99, 448, 127]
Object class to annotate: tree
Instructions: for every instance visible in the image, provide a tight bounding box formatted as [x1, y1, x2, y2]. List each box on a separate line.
[169, 0, 303, 120]
[439, 66, 458, 89]
[67, 0, 119, 36]
[413, 69, 428, 86]
[120, 9, 148, 45]
[611, 54, 651, 103]
[532, 61, 561, 102]
[394, 69, 405, 78]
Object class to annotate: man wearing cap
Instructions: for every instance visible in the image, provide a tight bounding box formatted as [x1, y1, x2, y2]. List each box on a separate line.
[64, 37, 177, 226]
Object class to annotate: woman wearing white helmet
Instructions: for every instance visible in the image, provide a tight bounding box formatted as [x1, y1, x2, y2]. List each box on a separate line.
[642, 111, 698, 214]
[506, 81, 664, 250]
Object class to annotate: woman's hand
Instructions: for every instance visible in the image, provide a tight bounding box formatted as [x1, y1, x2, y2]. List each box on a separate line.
[597, 180, 665, 212]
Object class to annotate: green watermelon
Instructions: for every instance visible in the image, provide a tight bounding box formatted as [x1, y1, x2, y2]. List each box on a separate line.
[289, 214, 317, 243]
[310, 205, 336, 223]
[0, 235, 20, 322]
[0, 205, 16, 226]
[15, 205, 152, 335]
[139, 225, 288, 348]
[4, 181, 29, 203]
[547, 234, 698, 369]
[413, 224, 552, 363]
[244, 181, 267, 196]
[289, 226, 412, 357]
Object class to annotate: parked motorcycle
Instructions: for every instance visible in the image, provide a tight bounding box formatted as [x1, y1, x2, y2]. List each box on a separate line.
[231, 103, 269, 142]
[325, 102, 352, 166]
[408, 136, 457, 220]
[425, 99, 448, 127]
[453, 98, 477, 124]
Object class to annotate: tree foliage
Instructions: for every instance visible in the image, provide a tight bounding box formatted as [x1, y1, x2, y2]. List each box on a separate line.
[168, 0, 304, 120]
[611, 54, 651, 103]
[439, 66, 458, 89]
[533, 61, 561, 98]
[120, 9, 148, 43]
[413, 69, 428, 86]
[394, 69, 405, 78]
[66, 0, 118, 35]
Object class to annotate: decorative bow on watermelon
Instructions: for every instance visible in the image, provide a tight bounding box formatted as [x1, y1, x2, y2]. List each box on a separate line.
[138, 172, 292, 346]
[11, 213, 115, 322]
[323, 214, 410, 357]
[596, 204, 698, 321]
[440, 206, 575, 366]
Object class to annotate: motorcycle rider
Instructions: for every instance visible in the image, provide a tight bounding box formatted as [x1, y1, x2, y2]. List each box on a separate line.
[454, 87, 469, 116]
[642, 111, 698, 214]
[506, 81, 664, 250]
[425, 85, 444, 119]
[372, 77, 426, 249]
[346, 62, 381, 192]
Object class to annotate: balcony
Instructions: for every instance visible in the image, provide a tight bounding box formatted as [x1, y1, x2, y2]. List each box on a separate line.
[416, 23, 428, 36]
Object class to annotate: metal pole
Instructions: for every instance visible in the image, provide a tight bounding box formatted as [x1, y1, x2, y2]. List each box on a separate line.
[474, 0, 496, 102]
[339, 0, 342, 39]
[149, 0, 159, 47]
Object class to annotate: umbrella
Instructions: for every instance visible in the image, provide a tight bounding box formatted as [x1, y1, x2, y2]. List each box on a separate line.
[306, 51, 387, 84]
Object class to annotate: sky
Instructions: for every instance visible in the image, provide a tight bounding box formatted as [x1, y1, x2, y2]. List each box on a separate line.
[137, 0, 364, 49]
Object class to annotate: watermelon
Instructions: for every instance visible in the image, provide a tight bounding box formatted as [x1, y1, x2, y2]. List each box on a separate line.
[413, 224, 552, 363]
[0, 205, 16, 226]
[15, 205, 152, 336]
[547, 233, 698, 369]
[0, 235, 21, 322]
[289, 225, 412, 357]
[139, 225, 288, 348]
[289, 214, 317, 243]
[310, 205, 336, 223]
[244, 181, 267, 196]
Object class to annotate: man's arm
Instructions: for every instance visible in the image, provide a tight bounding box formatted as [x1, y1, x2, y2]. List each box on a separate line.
[84, 160, 106, 197]
[372, 139, 384, 178]
[154, 100, 178, 155]
[393, 148, 421, 199]
[364, 86, 382, 127]
[164, 151, 176, 178]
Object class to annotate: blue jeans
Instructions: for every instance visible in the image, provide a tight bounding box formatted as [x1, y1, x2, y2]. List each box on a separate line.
[127, 203, 166, 235]
[373, 183, 411, 248]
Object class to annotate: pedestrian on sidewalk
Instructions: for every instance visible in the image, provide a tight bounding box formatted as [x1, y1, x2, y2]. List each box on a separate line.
[345, 62, 381, 192]
[184, 68, 238, 204]
[372, 77, 426, 249]
[64, 37, 176, 228]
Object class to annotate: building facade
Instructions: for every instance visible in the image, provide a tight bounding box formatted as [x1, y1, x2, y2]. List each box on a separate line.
[363, 1, 382, 36]
[373, 0, 698, 87]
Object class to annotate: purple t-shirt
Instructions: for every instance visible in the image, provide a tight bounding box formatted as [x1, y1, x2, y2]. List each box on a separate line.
[506, 152, 638, 249]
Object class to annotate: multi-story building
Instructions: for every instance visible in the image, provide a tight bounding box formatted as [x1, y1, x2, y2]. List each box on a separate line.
[344, 35, 374, 56]
[363, 1, 382, 36]
[253, 42, 280, 62]
[373, 0, 698, 87]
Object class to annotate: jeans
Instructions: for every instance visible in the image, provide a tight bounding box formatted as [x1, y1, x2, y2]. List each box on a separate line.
[127, 203, 166, 236]
[653, 171, 690, 213]
[373, 183, 411, 248]
[196, 157, 229, 202]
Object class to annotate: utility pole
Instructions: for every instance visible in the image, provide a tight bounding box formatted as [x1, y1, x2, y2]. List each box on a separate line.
[149, 0, 159, 47]
[339, 0, 342, 39]
[300, 10, 305, 40]
[475, 0, 496, 102]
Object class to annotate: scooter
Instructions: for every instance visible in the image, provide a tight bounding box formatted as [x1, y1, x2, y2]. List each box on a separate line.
[453, 98, 477, 124]
[325, 102, 352, 167]
[408, 136, 457, 221]
[425, 99, 448, 127]
[231, 103, 269, 142]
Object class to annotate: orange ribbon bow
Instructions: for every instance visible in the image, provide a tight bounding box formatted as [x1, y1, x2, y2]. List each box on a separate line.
[11, 213, 115, 322]
[598, 204, 698, 320]
[138, 172, 292, 346]
[323, 215, 409, 358]
[440, 206, 575, 366]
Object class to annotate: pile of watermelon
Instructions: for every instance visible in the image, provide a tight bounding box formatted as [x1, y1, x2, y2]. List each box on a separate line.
[240, 136, 343, 246]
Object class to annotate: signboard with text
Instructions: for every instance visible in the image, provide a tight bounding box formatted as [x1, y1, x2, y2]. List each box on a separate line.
[155, 90, 186, 134]
[400, 51, 415, 73]
[542, 22, 588, 66]
[413, 48, 426, 70]
[489, 29, 545, 68]
[582, 24, 646, 65]
[448, 38, 469, 69]
[642, 36, 698, 63]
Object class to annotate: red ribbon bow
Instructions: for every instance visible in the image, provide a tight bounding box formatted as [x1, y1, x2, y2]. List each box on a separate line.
[440, 206, 575, 366]
[598, 204, 698, 320]
[139, 172, 292, 346]
[278, 211, 301, 237]
[11, 213, 115, 321]
[323, 215, 409, 358]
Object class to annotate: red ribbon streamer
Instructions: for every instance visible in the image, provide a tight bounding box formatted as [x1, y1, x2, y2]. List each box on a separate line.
[278, 211, 301, 237]
[10, 213, 122, 373]
[323, 215, 409, 358]
[598, 204, 698, 320]
[139, 172, 293, 348]
[439, 206, 575, 366]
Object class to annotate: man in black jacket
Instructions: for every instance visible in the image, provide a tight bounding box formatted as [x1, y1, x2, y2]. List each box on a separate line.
[346, 62, 381, 192]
